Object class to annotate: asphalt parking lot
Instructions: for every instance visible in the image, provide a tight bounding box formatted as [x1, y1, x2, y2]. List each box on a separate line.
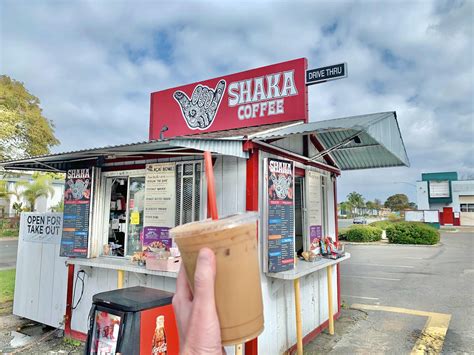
[0, 239, 18, 271]
[307, 229, 474, 354]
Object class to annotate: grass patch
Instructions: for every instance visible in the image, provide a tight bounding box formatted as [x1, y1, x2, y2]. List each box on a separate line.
[0, 229, 19, 238]
[0, 269, 16, 303]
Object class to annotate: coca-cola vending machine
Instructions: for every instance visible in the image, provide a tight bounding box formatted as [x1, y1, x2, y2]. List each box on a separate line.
[85, 286, 179, 354]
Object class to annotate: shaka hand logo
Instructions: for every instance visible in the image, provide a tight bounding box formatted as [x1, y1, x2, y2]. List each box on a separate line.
[173, 80, 226, 130]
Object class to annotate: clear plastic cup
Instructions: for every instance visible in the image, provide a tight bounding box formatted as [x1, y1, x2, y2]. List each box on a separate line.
[170, 212, 264, 345]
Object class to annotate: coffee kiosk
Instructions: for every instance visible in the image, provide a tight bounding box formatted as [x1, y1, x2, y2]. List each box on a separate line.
[3, 58, 409, 354]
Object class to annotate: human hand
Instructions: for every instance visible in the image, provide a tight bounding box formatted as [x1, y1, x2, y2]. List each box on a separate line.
[173, 80, 226, 130]
[172, 248, 224, 355]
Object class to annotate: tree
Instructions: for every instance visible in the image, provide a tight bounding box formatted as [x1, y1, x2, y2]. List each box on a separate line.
[347, 192, 365, 216]
[338, 201, 352, 217]
[374, 198, 383, 209]
[0, 75, 60, 161]
[347, 192, 365, 208]
[366, 200, 377, 210]
[21, 175, 55, 211]
[384, 194, 410, 211]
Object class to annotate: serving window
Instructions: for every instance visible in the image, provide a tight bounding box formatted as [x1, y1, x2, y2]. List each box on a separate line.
[100, 161, 202, 257]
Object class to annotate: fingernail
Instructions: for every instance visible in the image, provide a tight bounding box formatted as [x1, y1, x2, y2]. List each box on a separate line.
[198, 248, 212, 265]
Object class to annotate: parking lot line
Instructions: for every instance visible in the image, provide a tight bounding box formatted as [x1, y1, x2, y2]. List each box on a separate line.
[351, 304, 451, 355]
[350, 263, 415, 268]
[341, 275, 400, 281]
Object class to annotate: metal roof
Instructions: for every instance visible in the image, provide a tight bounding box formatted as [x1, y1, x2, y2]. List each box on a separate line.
[1, 112, 408, 172]
[253, 111, 409, 170]
[0, 138, 248, 172]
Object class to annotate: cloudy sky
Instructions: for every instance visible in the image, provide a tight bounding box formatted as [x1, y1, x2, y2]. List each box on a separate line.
[1, 0, 473, 203]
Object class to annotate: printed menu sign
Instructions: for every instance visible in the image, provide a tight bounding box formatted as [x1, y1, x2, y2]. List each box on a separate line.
[60, 168, 92, 257]
[144, 163, 176, 229]
[266, 158, 295, 272]
[306, 170, 323, 245]
[142, 226, 172, 249]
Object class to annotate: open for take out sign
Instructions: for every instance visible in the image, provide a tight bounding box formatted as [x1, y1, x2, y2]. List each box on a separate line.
[149, 58, 308, 139]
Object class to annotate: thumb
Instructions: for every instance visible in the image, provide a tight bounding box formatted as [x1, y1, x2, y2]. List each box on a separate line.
[192, 248, 217, 306]
[174, 90, 190, 109]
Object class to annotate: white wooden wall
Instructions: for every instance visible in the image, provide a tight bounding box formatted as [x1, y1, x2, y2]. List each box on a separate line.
[213, 156, 247, 216]
[14, 215, 68, 328]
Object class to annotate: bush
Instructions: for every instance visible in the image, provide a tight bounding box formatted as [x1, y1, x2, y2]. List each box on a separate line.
[386, 222, 440, 245]
[345, 226, 382, 242]
[369, 220, 393, 230]
[338, 227, 350, 240]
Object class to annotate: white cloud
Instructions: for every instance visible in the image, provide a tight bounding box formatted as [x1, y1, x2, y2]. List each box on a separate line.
[1, 0, 472, 203]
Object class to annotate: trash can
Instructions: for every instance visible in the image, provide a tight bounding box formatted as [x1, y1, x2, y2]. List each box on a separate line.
[85, 286, 179, 354]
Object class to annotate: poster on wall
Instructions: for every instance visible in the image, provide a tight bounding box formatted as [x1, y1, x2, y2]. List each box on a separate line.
[306, 170, 323, 246]
[142, 226, 172, 249]
[265, 158, 295, 273]
[60, 168, 93, 257]
[143, 163, 176, 247]
[21, 213, 63, 244]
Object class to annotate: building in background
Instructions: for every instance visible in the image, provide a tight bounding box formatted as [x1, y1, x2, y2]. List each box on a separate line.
[416, 172, 474, 226]
[0, 173, 64, 217]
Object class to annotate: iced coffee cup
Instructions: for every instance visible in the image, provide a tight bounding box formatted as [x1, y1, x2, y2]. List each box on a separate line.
[170, 212, 264, 346]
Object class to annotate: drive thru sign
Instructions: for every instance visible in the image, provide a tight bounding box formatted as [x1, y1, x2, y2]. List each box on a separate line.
[305, 63, 347, 85]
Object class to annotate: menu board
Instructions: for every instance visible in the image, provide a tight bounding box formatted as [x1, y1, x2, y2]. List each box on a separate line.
[306, 170, 323, 245]
[266, 158, 295, 273]
[142, 226, 172, 249]
[144, 163, 176, 229]
[60, 168, 93, 257]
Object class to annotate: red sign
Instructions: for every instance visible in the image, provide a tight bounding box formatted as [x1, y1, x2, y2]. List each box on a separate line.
[149, 58, 308, 139]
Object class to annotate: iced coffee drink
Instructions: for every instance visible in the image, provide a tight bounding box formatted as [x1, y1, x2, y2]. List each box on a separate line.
[170, 212, 264, 345]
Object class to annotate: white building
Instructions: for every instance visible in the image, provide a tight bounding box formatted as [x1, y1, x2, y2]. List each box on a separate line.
[416, 172, 474, 226]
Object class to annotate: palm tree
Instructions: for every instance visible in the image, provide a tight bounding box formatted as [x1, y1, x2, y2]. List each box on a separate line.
[347, 191, 365, 216]
[21, 175, 55, 211]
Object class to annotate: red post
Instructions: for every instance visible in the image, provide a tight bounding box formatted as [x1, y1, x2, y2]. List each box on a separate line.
[204, 151, 219, 220]
[64, 263, 75, 337]
[245, 148, 259, 355]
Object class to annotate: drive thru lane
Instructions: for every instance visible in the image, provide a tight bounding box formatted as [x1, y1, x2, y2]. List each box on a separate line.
[335, 230, 474, 354]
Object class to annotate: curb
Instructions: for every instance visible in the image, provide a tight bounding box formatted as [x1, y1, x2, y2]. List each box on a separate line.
[0, 237, 19, 241]
[340, 241, 442, 248]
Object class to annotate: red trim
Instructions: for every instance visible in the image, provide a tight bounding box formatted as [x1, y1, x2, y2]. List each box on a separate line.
[69, 329, 88, 342]
[295, 167, 306, 177]
[103, 164, 147, 172]
[245, 148, 259, 355]
[64, 263, 75, 337]
[287, 311, 341, 355]
[149, 93, 154, 140]
[310, 134, 337, 167]
[253, 141, 340, 175]
[333, 177, 341, 313]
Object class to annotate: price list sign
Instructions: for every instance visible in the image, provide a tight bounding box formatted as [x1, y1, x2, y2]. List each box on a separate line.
[60, 168, 93, 257]
[266, 158, 295, 272]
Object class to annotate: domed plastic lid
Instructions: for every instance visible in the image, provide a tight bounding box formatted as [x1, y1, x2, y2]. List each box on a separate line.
[170, 212, 258, 239]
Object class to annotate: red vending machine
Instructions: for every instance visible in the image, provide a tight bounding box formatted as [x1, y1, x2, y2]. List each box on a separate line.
[85, 286, 179, 354]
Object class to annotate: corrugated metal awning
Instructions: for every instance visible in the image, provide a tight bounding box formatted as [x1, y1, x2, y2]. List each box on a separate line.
[0, 138, 247, 172]
[254, 111, 409, 170]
